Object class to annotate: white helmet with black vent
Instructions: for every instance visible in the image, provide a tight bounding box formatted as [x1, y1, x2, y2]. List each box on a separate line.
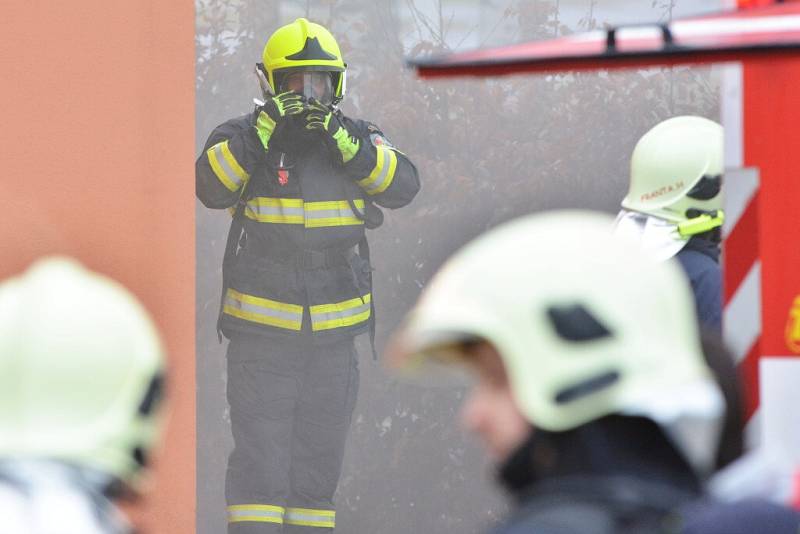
[392, 211, 724, 477]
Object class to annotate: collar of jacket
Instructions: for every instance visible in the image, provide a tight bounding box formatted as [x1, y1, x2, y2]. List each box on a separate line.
[497, 415, 702, 502]
[682, 235, 721, 263]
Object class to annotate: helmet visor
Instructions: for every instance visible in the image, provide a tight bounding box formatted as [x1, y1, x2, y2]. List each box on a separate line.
[384, 325, 481, 388]
[279, 71, 334, 105]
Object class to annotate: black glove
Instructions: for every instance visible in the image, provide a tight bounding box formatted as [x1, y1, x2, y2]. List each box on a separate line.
[254, 92, 306, 150]
[304, 99, 360, 164]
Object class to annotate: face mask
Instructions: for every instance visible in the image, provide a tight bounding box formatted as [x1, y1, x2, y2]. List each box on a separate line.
[280, 71, 334, 105]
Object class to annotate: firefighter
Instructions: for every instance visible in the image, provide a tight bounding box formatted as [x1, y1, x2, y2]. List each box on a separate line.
[0, 257, 166, 534]
[196, 18, 419, 533]
[389, 211, 800, 533]
[615, 116, 724, 333]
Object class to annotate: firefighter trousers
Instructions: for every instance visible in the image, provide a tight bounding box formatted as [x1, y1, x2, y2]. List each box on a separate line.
[225, 333, 359, 533]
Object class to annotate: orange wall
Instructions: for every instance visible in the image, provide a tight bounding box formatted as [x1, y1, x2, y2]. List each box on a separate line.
[0, 3, 195, 533]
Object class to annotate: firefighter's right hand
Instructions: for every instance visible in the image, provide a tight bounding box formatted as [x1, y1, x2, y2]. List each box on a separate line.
[254, 92, 306, 150]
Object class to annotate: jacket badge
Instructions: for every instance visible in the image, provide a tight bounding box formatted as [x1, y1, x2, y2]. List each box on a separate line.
[278, 169, 289, 186]
[370, 132, 394, 149]
[277, 152, 290, 186]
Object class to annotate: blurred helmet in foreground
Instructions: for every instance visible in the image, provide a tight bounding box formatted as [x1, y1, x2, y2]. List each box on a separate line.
[392, 211, 724, 475]
[0, 257, 166, 489]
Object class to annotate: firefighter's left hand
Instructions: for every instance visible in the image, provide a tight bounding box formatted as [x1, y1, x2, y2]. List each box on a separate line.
[304, 99, 360, 164]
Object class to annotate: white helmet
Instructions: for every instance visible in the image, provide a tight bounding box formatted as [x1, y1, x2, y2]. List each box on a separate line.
[0, 257, 166, 488]
[393, 211, 724, 475]
[622, 116, 724, 237]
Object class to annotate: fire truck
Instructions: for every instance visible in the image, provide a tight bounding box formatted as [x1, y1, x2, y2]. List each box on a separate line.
[410, 0, 800, 504]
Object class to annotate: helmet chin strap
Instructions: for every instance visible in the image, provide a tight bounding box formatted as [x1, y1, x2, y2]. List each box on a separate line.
[254, 63, 273, 101]
[333, 69, 346, 106]
[678, 209, 725, 238]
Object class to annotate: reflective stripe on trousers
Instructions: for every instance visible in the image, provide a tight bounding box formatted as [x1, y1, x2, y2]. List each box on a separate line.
[225, 504, 336, 531]
[285, 507, 336, 528]
[227, 504, 285, 524]
[225, 337, 358, 534]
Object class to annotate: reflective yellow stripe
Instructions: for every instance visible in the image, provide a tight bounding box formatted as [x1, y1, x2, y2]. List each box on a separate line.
[227, 504, 285, 524]
[207, 140, 249, 192]
[220, 140, 249, 181]
[358, 147, 397, 195]
[310, 293, 371, 332]
[255, 111, 277, 149]
[357, 145, 383, 191]
[223, 288, 303, 331]
[304, 199, 365, 228]
[225, 290, 371, 332]
[244, 198, 365, 228]
[285, 507, 335, 528]
[245, 197, 305, 224]
[376, 148, 397, 194]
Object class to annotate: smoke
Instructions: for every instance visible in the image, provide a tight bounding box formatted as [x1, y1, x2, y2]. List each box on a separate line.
[196, 1, 720, 532]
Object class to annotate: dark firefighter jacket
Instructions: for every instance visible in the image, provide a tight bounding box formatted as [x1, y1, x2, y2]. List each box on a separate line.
[491, 416, 800, 534]
[675, 237, 721, 334]
[491, 416, 702, 534]
[196, 110, 419, 342]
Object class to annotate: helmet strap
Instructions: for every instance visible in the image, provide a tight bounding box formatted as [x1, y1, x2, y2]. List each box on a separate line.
[254, 63, 273, 100]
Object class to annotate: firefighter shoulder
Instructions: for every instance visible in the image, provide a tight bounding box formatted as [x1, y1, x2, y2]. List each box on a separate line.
[615, 115, 724, 332]
[0, 257, 166, 534]
[390, 210, 800, 534]
[195, 17, 419, 341]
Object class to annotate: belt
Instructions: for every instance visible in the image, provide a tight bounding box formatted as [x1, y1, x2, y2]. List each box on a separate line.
[269, 247, 357, 270]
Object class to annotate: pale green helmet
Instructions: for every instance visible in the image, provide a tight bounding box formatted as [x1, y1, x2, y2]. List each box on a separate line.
[396, 211, 724, 475]
[622, 116, 724, 235]
[0, 257, 166, 487]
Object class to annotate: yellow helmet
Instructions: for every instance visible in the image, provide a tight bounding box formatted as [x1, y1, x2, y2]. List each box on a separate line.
[260, 18, 346, 105]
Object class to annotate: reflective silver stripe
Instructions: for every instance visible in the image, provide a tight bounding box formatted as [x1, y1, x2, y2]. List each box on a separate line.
[213, 143, 245, 189]
[227, 505, 284, 524]
[365, 147, 392, 194]
[305, 207, 355, 219]
[309, 294, 372, 331]
[252, 205, 304, 217]
[310, 301, 370, 324]
[304, 200, 365, 228]
[225, 295, 301, 322]
[285, 508, 335, 527]
[245, 199, 366, 226]
[224, 292, 303, 331]
[245, 198, 304, 223]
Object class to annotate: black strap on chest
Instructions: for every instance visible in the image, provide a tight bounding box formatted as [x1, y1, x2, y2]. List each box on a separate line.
[347, 197, 384, 230]
[357, 235, 378, 360]
[216, 181, 254, 343]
